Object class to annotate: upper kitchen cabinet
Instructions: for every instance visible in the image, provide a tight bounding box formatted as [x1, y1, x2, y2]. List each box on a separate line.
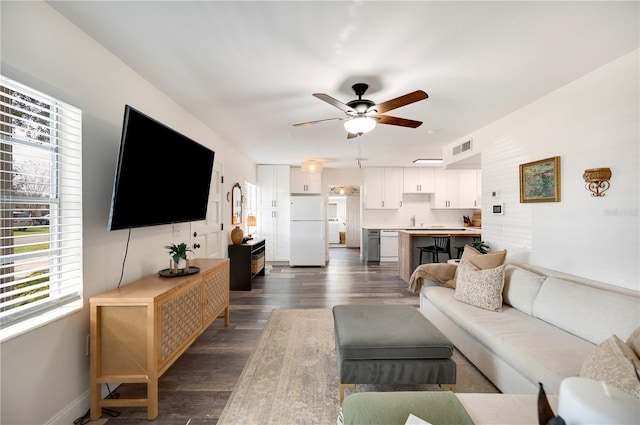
[290, 167, 322, 194]
[364, 167, 402, 209]
[258, 164, 290, 209]
[433, 169, 480, 209]
[403, 168, 435, 193]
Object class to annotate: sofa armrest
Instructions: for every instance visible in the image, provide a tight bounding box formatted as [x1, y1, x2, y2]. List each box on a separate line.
[409, 263, 457, 293]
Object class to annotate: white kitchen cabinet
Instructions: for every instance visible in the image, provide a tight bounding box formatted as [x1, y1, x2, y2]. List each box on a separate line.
[290, 167, 322, 194]
[476, 170, 482, 208]
[257, 165, 291, 261]
[364, 167, 402, 209]
[433, 169, 481, 209]
[433, 169, 460, 208]
[258, 164, 290, 209]
[459, 169, 480, 208]
[403, 168, 435, 193]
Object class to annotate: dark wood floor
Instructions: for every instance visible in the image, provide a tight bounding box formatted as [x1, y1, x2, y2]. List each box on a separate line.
[100, 247, 418, 425]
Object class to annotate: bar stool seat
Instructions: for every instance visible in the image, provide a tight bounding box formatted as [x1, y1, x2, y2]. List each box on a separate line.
[418, 236, 452, 264]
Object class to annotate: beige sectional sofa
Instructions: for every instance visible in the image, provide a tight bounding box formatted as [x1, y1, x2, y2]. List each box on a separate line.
[340, 251, 640, 424]
[419, 260, 640, 395]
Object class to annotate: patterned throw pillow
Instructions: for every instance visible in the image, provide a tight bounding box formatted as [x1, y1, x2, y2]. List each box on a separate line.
[452, 245, 507, 288]
[580, 334, 640, 399]
[454, 260, 506, 312]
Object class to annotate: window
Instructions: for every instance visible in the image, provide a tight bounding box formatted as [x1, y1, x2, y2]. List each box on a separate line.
[0, 75, 82, 341]
[243, 181, 257, 222]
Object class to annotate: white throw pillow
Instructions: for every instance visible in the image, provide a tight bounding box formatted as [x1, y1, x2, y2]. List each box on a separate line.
[502, 265, 546, 315]
[454, 260, 506, 312]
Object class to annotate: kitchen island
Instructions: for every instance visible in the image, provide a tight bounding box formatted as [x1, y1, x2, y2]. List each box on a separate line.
[398, 229, 481, 282]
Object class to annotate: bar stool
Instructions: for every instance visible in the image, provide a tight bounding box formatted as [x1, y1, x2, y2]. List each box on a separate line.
[418, 236, 452, 264]
[455, 236, 481, 258]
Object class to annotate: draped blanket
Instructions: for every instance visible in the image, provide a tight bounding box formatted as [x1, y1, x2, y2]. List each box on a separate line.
[408, 263, 458, 293]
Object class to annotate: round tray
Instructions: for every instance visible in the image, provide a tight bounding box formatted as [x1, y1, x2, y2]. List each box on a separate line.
[158, 266, 200, 278]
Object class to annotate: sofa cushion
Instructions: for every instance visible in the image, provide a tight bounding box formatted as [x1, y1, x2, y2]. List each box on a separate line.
[532, 277, 640, 344]
[454, 260, 506, 312]
[502, 265, 546, 315]
[580, 334, 640, 399]
[453, 246, 507, 288]
[422, 285, 596, 394]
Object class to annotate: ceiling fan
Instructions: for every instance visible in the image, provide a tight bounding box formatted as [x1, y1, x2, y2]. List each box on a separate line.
[293, 83, 428, 139]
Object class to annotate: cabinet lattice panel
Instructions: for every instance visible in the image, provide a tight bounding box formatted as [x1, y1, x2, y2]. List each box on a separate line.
[160, 284, 201, 361]
[203, 267, 229, 318]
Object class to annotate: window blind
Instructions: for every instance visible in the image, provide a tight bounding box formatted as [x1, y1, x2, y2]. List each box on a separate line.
[244, 181, 257, 221]
[0, 75, 83, 335]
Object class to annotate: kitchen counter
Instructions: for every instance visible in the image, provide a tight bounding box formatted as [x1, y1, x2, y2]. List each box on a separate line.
[362, 226, 481, 231]
[398, 229, 481, 282]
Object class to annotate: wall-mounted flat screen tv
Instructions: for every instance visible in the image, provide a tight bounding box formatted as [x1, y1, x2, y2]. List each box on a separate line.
[108, 105, 215, 231]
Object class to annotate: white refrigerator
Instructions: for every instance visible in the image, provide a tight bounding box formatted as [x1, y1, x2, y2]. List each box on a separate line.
[290, 196, 326, 266]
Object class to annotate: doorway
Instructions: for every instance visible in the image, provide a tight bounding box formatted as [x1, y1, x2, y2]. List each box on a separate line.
[328, 185, 360, 250]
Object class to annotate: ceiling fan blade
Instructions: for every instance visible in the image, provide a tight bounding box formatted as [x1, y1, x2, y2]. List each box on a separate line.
[313, 93, 357, 114]
[293, 117, 344, 127]
[371, 90, 428, 114]
[375, 115, 423, 128]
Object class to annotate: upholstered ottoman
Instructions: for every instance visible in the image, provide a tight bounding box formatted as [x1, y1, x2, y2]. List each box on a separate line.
[333, 304, 456, 402]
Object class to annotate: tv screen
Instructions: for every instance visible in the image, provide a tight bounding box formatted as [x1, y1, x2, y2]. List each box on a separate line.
[108, 105, 215, 231]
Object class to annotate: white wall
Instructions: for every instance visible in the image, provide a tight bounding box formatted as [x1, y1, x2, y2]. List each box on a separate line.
[0, 2, 255, 424]
[446, 50, 639, 291]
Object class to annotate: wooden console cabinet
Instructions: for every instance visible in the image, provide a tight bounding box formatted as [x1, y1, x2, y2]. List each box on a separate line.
[228, 238, 265, 290]
[89, 258, 230, 420]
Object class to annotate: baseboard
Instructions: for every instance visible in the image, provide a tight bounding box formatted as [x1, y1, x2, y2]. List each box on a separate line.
[45, 390, 90, 425]
[45, 383, 118, 425]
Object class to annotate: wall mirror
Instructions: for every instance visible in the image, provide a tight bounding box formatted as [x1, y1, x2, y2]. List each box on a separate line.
[231, 182, 242, 224]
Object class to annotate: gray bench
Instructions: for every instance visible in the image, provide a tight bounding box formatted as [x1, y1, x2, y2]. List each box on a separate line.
[333, 304, 456, 402]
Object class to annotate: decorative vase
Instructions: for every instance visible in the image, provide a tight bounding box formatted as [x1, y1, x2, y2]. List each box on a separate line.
[231, 226, 244, 245]
[170, 258, 189, 274]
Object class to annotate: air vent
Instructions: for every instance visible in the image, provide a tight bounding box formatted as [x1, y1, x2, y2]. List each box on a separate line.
[452, 138, 473, 156]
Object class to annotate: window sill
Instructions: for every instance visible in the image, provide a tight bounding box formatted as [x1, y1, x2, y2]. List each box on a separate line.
[0, 299, 83, 343]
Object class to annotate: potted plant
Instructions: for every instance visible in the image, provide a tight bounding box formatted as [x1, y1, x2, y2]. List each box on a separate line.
[469, 239, 490, 254]
[165, 242, 193, 273]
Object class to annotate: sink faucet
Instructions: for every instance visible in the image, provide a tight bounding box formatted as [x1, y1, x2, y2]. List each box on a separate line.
[410, 215, 416, 227]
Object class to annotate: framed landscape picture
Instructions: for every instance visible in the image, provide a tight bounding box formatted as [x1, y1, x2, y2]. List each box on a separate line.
[519, 156, 561, 203]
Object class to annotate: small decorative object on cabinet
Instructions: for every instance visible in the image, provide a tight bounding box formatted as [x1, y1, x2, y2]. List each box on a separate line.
[231, 226, 244, 245]
[90, 258, 230, 420]
[228, 238, 265, 290]
[162, 242, 196, 275]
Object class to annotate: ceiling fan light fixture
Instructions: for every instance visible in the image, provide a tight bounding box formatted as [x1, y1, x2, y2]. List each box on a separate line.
[344, 116, 377, 135]
[301, 160, 323, 173]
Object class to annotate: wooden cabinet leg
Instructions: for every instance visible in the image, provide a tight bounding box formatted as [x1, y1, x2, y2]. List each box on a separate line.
[90, 383, 102, 420]
[147, 380, 159, 420]
[224, 305, 230, 326]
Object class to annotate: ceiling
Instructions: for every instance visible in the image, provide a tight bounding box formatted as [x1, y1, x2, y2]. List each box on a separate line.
[48, 1, 638, 170]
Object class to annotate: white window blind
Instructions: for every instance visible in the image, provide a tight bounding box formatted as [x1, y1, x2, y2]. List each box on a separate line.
[0, 75, 83, 339]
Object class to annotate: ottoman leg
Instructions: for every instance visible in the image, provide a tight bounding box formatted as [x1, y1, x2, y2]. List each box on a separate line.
[340, 383, 355, 403]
